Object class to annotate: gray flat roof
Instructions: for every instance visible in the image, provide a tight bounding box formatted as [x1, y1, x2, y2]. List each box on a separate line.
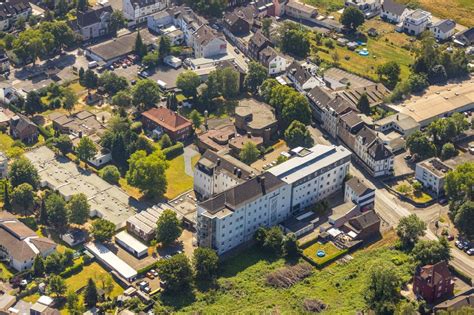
[85, 242, 137, 280]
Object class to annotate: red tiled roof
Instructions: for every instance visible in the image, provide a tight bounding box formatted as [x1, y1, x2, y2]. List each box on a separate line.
[142, 107, 191, 132]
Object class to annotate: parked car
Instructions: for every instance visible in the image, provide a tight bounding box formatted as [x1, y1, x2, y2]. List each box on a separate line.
[146, 272, 155, 279]
[447, 235, 454, 241]
[404, 154, 412, 160]
[164, 254, 171, 259]
[439, 198, 448, 205]
[234, 48, 240, 54]
[468, 143, 474, 154]
[138, 281, 149, 289]
[467, 248, 474, 255]
[455, 240, 464, 249]
[151, 269, 159, 277]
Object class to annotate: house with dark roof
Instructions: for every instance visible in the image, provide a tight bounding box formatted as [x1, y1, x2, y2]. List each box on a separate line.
[10, 114, 38, 143]
[381, 0, 410, 24]
[223, 11, 251, 37]
[344, 177, 375, 210]
[69, 4, 113, 41]
[321, 95, 356, 139]
[141, 107, 192, 141]
[122, 0, 166, 23]
[430, 19, 456, 41]
[342, 210, 380, 240]
[0, 212, 56, 271]
[286, 61, 322, 93]
[414, 261, 454, 303]
[0, 0, 31, 31]
[453, 27, 474, 47]
[258, 46, 289, 75]
[307, 86, 334, 122]
[248, 31, 273, 60]
[434, 288, 474, 313]
[193, 25, 227, 58]
[336, 83, 391, 109]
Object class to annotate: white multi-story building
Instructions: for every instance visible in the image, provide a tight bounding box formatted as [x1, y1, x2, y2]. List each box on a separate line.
[192, 25, 227, 58]
[0, 151, 7, 178]
[286, 61, 323, 94]
[430, 19, 456, 41]
[321, 96, 354, 139]
[402, 9, 431, 36]
[122, 0, 167, 23]
[381, 0, 410, 24]
[345, 0, 381, 18]
[344, 177, 375, 210]
[259, 47, 289, 75]
[268, 145, 352, 213]
[197, 174, 291, 254]
[415, 158, 452, 196]
[194, 150, 258, 200]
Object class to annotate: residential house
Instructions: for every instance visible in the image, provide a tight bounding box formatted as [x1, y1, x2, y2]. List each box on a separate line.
[345, 0, 381, 19]
[430, 19, 456, 41]
[402, 9, 431, 36]
[193, 25, 227, 58]
[381, 0, 410, 24]
[10, 114, 38, 143]
[337, 110, 365, 149]
[434, 289, 474, 313]
[373, 113, 420, 137]
[453, 27, 474, 46]
[306, 86, 334, 122]
[286, 61, 322, 93]
[0, 51, 9, 73]
[252, 0, 276, 17]
[353, 126, 394, 177]
[69, 4, 113, 41]
[0, 0, 31, 31]
[259, 46, 289, 75]
[248, 31, 273, 61]
[413, 261, 454, 303]
[336, 83, 391, 109]
[344, 177, 375, 210]
[171, 6, 208, 46]
[321, 95, 355, 139]
[122, 0, 167, 23]
[415, 158, 452, 197]
[234, 98, 278, 144]
[141, 107, 192, 141]
[223, 11, 251, 37]
[0, 84, 18, 106]
[342, 210, 381, 240]
[285, 1, 317, 22]
[0, 212, 57, 271]
[30, 296, 60, 315]
[0, 151, 7, 178]
[146, 9, 173, 32]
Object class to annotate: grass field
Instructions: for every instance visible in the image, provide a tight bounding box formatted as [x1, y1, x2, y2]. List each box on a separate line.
[398, 0, 474, 27]
[303, 0, 343, 13]
[313, 19, 415, 81]
[156, 232, 414, 314]
[0, 262, 14, 280]
[302, 241, 343, 264]
[164, 154, 200, 200]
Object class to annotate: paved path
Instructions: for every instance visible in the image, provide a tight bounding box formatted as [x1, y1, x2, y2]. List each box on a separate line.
[183, 146, 199, 177]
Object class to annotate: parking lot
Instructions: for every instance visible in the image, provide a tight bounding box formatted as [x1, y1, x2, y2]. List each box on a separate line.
[147, 64, 185, 90]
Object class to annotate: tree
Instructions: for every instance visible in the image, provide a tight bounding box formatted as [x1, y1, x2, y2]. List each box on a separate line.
[111, 90, 132, 107]
[49, 275, 66, 297]
[157, 254, 193, 292]
[259, 78, 279, 102]
[356, 93, 371, 115]
[24, 91, 43, 114]
[76, 0, 87, 11]
[11, 183, 35, 212]
[428, 64, 447, 84]
[158, 35, 171, 59]
[239, 142, 260, 165]
[219, 68, 240, 99]
[396, 214, 426, 249]
[412, 181, 422, 196]
[412, 238, 451, 265]
[340, 6, 365, 31]
[280, 92, 312, 129]
[377, 61, 401, 89]
[407, 73, 429, 93]
[142, 51, 159, 68]
[109, 11, 125, 36]
[3, 182, 11, 211]
[244, 62, 268, 93]
[9, 157, 39, 189]
[90, 218, 115, 242]
[84, 278, 98, 308]
[33, 255, 45, 277]
[254, 227, 267, 247]
[441, 143, 457, 160]
[189, 109, 202, 129]
[132, 79, 161, 110]
[193, 247, 219, 280]
[134, 31, 147, 58]
[156, 209, 182, 246]
[262, 18, 272, 38]
[55, 134, 73, 155]
[454, 201, 474, 239]
[282, 233, 301, 257]
[98, 274, 114, 298]
[263, 226, 284, 254]
[62, 87, 77, 113]
[66, 291, 82, 314]
[177, 71, 201, 98]
[76, 136, 97, 163]
[279, 22, 310, 58]
[39, 198, 48, 224]
[99, 71, 129, 95]
[365, 263, 401, 315]
[39, 21, 75, 51]
[12, 28, 45, 65]
[284, 120, 314, 149]
[81, 69, 98, 90]
[159, 134, 172, 149]
[45, 193, 68, 231]
[126, 150, 168, 198]
[67, 193, 90, 225]
[100, 165, 121, 184]
[406, 131, 436, 161]
[445, 163, 474, 217]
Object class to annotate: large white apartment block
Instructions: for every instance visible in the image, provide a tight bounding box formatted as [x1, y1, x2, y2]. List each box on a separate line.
[402, 9, 431, 36]
[123, 0, 167, 23]
[194, 150, 258, 200]
[415, 158, 452, 196]
[197, 174, 291, 254]
[269, 145, 352, 213]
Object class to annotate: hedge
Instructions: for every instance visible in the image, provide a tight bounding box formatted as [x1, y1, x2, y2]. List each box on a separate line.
[301, 249, 348, 269]
[137, 261, 160, 275]
[38, 125, 53, 139]
[59, 259, 84, 278]
[448, 265, 472, 286]
[162, 142, 184, 159]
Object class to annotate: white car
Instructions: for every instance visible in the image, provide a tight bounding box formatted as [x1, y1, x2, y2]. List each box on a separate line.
[467, 248, 474, 255]
[468, 143, 474, 154]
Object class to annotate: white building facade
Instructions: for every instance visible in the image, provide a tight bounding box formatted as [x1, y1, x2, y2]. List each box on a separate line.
[122, 0, 167, 23]
[415, 158, 451, 196]
[402, 9, 431, 36]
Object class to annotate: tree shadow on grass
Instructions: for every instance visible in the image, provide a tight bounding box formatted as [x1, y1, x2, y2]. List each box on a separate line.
[219, 246, 280, 278]
[159, 286, 196, 310]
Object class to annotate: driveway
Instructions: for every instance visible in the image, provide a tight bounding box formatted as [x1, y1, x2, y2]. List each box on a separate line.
[183, 145, 199, 177]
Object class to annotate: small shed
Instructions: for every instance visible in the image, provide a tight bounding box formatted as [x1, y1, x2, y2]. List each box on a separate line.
[337, 38, 349, 47]
[347, 42, 358, 50]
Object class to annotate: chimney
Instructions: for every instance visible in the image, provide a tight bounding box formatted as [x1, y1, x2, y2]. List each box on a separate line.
[260, 176, 266, 194]
[79, 131, 83, 138]
[216, 158, 221, 166]
[237, 169, 242, 177]
[396, 114, 399, 121]
[233, 166, 237, 174]
[247, 132, 251, 138]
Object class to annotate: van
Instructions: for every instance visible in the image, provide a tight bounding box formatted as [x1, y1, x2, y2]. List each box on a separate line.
[157, 80, 167, 90]
[88, 61, 98, 69]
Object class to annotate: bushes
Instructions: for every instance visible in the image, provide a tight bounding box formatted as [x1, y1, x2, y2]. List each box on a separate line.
[59, 261, 84, 278]
[162, 142, 184, 159]
[38, 125, 54, 139]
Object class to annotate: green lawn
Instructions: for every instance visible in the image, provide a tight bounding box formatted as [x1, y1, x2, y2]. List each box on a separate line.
[64, 262, 124, 297]
[155, 233, 414, 314]
[303, 0, 343, 12]
[0, 262, 14, 281]
[164, 154, 200, 200]
[303, 241, 344, 265]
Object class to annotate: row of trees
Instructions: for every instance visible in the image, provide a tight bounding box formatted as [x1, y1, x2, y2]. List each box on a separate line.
[254, 226, 300, 258]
